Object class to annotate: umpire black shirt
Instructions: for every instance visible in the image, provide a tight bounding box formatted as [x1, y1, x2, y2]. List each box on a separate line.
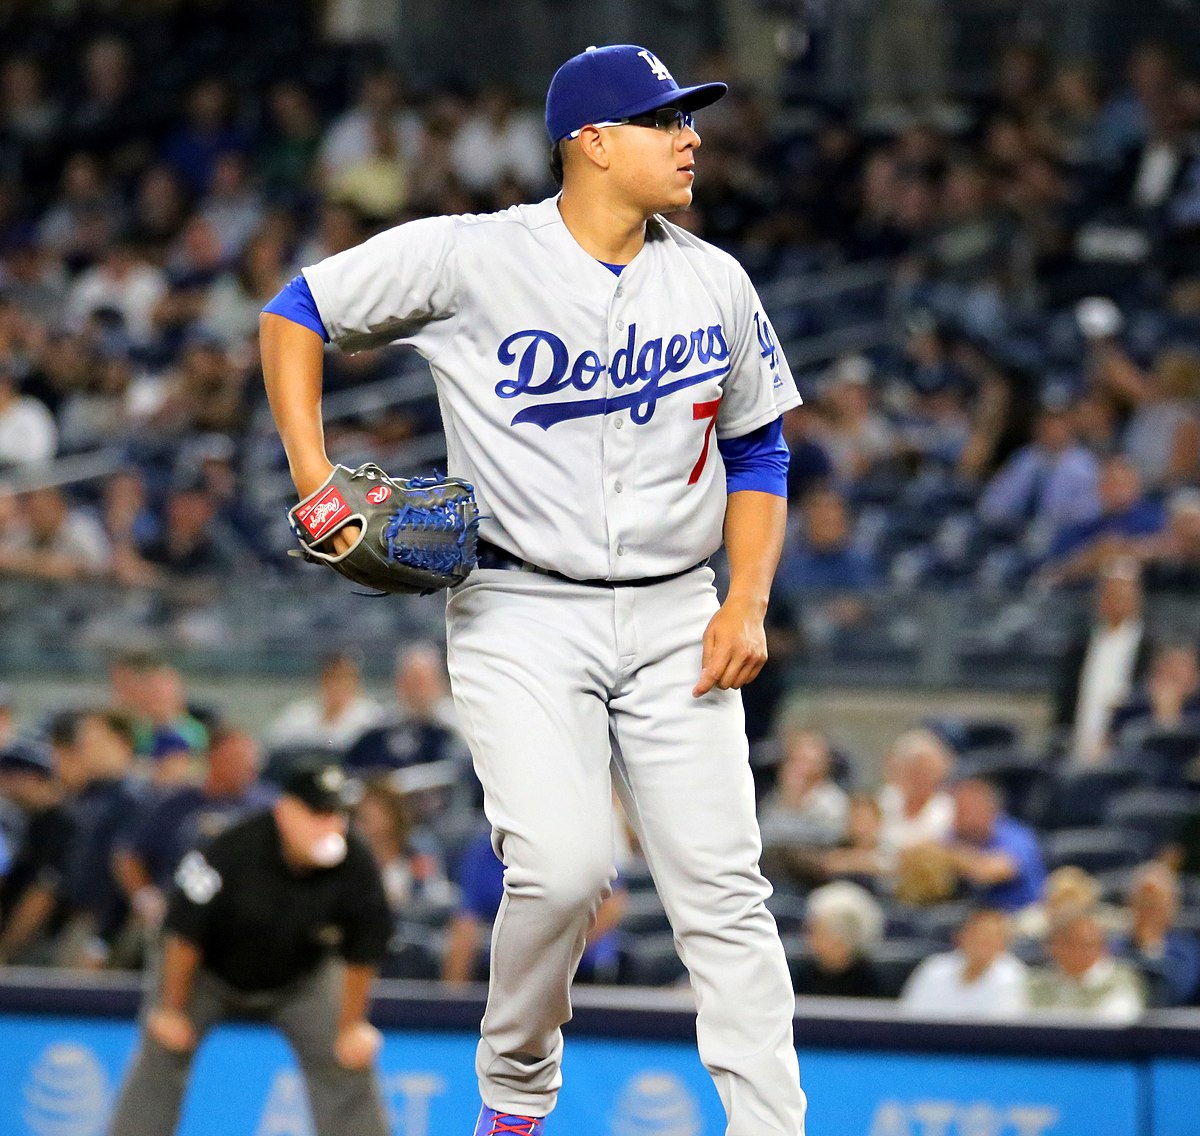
[165, 811, 391, 992]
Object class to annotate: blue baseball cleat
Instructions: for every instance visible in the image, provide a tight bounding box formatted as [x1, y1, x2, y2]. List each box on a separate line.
[474, 1106, 546, 1135]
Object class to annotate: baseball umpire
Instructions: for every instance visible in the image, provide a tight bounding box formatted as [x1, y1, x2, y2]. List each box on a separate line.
[261, 43, 806, 1136]
[106, 759, 392, 1136]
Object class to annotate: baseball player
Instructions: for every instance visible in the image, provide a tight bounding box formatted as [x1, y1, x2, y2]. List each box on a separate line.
[261, 43, 807, 1136]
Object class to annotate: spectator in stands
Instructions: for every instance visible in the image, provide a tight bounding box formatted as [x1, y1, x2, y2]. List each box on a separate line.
[1087, 338, 1200, 493]
[0, 485, 112, 583]
[0, 356, 56, 467]
[138, 662, 208, 761]
[977, 396, 1101, 540]
[1091, 41, 1179, 164]
[50, 709, 147, 968]
[791, 880, 884, 998]
[344, 645, 471, 819]
[759, 727, 849, 847]
[0, 739, 72, 966]
[1039, 455, 1167, 585]
[780, 405, 833, 501]
[114, 725, 271, 939]
[202, 228, 290, 348]
[776, 488, 878, 647]
[450, 84, 546, 197]
[1110, 643, 1200, 742]
[442, 826, 626, 986]
[163, 76, 250, 196]
[258, 81, 323, 200]
[326, 114, 409, 223]
[1013, 865, 1124, 956]
[1137, 488, 1200, 594]
[877, 727, 955, 861]
[35, 152, 120, 266]
[937, 778, 1045, 913]
[352, 779, 454, 917]
[759, 727, 849, 890]
[141, 478, 250, 582]
[818, 794, 889, 887]
[900, 907, 1028, 1017]
[1027, 906, 1146, 1021]
[816, 355, 896, 487]
[1054, 557, 1153, 763]
[319, 69, 421, 190]
[64, 235, 166, 348]
[267, 651, 383, 758]
[1112, 862, 1200, 1007]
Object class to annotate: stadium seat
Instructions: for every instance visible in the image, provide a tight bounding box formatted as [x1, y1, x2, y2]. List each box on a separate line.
[1103, 788, 1200, 847]
[765, 891, 809, 935]
[1036, 766, 1147, 829]
[619, 933, 686, 986]
[619, 892, 673, 936]
[870, 939, 944, 999]
[1041, 827, 1153, 875]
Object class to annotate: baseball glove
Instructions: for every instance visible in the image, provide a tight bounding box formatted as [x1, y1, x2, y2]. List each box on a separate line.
[287, 463, 479, 595]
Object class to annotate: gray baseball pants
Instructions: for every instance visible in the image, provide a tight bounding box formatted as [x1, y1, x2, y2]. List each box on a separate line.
[107, 955, 389, 1136]
[446, 566, 807, 1135]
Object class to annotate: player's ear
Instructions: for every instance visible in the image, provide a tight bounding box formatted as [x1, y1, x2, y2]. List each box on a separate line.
[572, 127, 612, 173]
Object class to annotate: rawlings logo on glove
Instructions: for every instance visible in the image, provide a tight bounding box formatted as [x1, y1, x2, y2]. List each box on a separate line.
[288, 464, 479, 595]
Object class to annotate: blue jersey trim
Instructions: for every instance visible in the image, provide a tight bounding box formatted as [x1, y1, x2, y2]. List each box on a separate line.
[261, 274, 330, 342]
[717, 417, 789, 497]
[598, 261, 625, 276]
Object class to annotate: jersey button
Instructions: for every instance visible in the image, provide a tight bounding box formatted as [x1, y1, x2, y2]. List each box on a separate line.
[613, 418, 624, 430]
[616, 320, 625, 330]
[615, 481, 623, 493]
[617, 545, 625, 556]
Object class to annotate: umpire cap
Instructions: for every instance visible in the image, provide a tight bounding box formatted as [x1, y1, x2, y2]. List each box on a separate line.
[281, 759, 361, 814]
[545, 44, 727, 143]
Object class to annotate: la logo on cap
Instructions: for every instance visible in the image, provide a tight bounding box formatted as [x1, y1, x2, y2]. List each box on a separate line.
[638, 49, 673, 82]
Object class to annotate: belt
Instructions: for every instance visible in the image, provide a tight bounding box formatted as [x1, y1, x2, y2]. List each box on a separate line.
[475, 539, 705, 588]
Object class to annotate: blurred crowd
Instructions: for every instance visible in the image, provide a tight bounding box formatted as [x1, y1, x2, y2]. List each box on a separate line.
[0, 618, 1197, 1016]
[0, 12, 1197, 638]
[0, 0, 1198, 1015]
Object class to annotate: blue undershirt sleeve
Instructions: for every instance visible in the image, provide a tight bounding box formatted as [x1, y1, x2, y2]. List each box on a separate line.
[717, 417, 789, 497]
[261, 274, 330, 343]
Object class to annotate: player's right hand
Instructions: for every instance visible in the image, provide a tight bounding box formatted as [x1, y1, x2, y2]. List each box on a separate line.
[147, 1006, 199, 1053]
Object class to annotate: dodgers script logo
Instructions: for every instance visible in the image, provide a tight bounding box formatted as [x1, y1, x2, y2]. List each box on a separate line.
[495, 322, 730, 430]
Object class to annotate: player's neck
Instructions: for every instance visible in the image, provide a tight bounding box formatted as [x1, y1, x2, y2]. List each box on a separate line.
[556, 189, 647, 265]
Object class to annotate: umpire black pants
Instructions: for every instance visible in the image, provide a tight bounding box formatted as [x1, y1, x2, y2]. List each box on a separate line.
[106, 955, 389, 1136]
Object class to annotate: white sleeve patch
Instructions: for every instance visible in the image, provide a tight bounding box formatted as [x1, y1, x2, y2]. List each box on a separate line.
[174, 850, 223, 905]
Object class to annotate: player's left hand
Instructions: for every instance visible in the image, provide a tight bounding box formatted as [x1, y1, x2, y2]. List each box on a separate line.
[334, 1020, 382, 1070]
[692, 595, 768, 698]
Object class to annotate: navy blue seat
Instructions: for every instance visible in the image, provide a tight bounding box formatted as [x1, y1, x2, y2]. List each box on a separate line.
[619, 933, 685, 986]
[1042, 827, 1153, 874]
[1104, 788, 1200, 847]
[1036, 766, 1147, 829]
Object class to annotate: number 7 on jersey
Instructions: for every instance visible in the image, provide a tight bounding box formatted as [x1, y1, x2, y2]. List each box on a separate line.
[688, 398, 722, 485]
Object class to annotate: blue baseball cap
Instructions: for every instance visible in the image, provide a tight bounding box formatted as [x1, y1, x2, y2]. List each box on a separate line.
[545, 44, 727, 143]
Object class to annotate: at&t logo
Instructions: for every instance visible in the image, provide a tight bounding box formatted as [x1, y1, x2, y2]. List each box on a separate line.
[23, 1043, 110, 1136]
[613, 1072, 701, 1136]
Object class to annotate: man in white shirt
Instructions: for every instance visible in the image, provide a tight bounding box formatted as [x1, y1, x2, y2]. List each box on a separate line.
[0, 364, 56, 468]
[1027, 907, 1146, 1022]
[266, 651, 382, 757]
[901, 907, 1028, 1017]
[1062, 558, 1151, 763]
[877, 727, 956, 860]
